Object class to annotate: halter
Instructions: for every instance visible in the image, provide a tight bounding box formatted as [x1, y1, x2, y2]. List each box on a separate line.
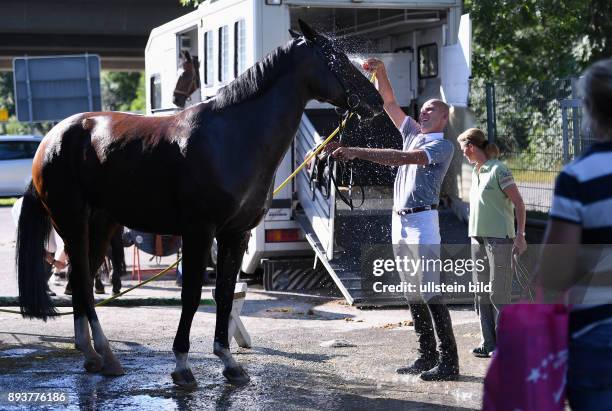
[308, 108, 365, 211]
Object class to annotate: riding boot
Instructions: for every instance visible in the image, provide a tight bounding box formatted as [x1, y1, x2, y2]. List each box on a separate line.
[44, 262, 56, 296]
[111, 270, 122, 295]
[396, 302, 438, 374]
[420, 302, 459, 381]
[94, 275, 105, 294]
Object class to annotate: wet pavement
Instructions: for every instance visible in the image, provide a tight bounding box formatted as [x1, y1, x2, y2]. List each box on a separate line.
[0, 206, 488, 410]
[1, 302, 486, 410]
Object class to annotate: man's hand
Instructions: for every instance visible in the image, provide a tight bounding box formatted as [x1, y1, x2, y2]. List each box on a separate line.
[362, 58, 386, 75]
[332, 147, 358, 161]
[320, 141, 342, 156]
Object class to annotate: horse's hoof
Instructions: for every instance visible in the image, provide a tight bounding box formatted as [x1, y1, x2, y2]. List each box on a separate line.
[101, 361, 125, 376]
[172, 369, 197, 389]
[84, 357, 103, 373]
[223, 365, 250, 385]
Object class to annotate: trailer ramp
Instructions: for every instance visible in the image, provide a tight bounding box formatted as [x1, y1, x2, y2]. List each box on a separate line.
[295, 209, 408, 307]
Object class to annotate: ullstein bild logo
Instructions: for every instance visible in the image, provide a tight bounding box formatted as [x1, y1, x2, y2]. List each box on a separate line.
[371, 280, 492, 294]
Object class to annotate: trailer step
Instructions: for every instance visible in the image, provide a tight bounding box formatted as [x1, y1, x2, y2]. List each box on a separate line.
[296, 211, 407, 307]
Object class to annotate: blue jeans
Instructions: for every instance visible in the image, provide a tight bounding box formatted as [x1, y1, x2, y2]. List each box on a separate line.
[568, 323, 612, 410]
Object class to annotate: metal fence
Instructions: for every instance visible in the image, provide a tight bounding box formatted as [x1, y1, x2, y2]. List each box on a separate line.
[469, 78, 595, 213]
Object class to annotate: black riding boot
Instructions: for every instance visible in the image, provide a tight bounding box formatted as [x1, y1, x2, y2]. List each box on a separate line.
[397, 302, 438, 374]
[94, 274, 105, 294]
[420, 302, 459, 381]
[110, 230, 125, 295]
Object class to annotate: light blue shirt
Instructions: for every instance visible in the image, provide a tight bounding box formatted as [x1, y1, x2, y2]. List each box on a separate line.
[393, 117, 454, 210]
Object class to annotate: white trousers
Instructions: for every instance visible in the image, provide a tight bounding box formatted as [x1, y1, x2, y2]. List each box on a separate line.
[392, 210, 441, 302]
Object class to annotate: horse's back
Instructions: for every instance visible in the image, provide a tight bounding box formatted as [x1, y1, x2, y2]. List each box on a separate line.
[33, 111, 189, 229]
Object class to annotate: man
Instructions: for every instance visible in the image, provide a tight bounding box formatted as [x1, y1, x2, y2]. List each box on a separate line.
[331, 58, 459, 381]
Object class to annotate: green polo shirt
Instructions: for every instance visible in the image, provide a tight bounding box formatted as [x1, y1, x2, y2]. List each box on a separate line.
[468, 159, 516, 238]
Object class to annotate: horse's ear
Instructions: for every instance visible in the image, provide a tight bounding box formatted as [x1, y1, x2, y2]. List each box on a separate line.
[298, 19, 318, 42]
[288, 29, 301, 40]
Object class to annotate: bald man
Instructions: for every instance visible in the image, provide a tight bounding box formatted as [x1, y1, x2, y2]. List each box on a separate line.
[331, 58, 459, 381]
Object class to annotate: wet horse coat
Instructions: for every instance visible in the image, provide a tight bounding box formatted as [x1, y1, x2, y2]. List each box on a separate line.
[16, 21, 383, 387]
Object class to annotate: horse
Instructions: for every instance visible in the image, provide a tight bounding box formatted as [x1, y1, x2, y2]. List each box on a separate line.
[16, 20, 383, 388]
[173, 50, 201, 108]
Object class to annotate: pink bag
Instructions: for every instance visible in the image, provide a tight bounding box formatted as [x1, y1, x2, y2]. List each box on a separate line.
[482, 303, 568, 411]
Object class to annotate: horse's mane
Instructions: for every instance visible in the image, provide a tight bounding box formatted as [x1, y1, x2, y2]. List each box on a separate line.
[212, 39, 299, 109]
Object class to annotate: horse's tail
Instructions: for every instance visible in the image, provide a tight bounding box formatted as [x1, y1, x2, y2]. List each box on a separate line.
[16, 182, 57, 320]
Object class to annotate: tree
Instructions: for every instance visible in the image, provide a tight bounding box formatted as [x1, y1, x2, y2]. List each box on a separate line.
[129, 74, 146, 114]
[101, 71, 142, 112]
[464, 0, 611, 82]
[179, 0, 204, 7]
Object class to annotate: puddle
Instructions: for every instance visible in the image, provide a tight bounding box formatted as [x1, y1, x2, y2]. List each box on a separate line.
[102, 395, 177, 410]
[0, 348, 39, 357]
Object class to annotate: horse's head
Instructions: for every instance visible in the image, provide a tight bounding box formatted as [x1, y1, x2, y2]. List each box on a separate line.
[293, 20, 383, 120]
[173, 51, 201, 108]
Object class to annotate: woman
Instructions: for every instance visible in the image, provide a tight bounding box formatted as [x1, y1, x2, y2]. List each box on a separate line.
[458, 128, 527, 358]
[538, 58, 612, 409]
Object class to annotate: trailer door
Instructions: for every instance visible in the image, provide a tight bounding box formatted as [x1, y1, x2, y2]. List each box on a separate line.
[294, 114, 336, 260]
[440, 13, 471, 107]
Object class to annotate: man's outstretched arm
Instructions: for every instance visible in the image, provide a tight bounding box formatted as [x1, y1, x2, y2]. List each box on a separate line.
[332, 147, 428, 166]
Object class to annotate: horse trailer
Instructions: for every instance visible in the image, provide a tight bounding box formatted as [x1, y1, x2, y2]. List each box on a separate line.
[145, 0, 472, 305]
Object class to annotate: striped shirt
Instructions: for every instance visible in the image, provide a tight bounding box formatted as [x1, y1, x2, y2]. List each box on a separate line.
[550, 140, 612, 337]
[550, 141, 612, 242]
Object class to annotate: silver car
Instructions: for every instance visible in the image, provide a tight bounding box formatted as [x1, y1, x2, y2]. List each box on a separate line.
[0, 135, 43, 197]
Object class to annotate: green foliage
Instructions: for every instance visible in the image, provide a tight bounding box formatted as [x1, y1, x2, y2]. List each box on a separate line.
[101, 71, 143, 112]
[465, 0, 611, 82]
[129, 74, 146, 114]
[179, 0, 204, 7]
[0, 72, 15, 116]
[465, 0, 612, 190]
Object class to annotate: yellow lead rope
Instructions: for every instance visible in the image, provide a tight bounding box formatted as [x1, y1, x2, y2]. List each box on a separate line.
[0, 258, 182, 316]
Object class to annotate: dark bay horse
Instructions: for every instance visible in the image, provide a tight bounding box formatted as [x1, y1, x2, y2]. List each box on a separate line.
[16, 20, 383, 388]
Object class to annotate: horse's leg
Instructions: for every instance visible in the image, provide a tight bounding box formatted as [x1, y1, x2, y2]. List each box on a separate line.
[213, 231, 250, 384]
[50, 205, 104, 373]
[171, 228, 214, 389]
[86, 210, 124, 376]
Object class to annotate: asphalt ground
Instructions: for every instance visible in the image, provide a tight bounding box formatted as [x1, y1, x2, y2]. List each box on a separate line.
[0, 206, 488, 410]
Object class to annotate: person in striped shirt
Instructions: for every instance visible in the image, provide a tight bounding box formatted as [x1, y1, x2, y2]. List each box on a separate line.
[539, 58, 612, 410]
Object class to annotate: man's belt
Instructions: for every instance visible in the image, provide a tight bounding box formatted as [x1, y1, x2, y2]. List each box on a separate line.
[395, 204, 438, 216]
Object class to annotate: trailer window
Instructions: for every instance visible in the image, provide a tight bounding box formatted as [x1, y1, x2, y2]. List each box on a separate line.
[204, 31, 214, 85]
[234, 19, 246, 78]
[150, 74, 162, 109]
[418, 44, 438, 79]
[218, 25, 230, 83]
